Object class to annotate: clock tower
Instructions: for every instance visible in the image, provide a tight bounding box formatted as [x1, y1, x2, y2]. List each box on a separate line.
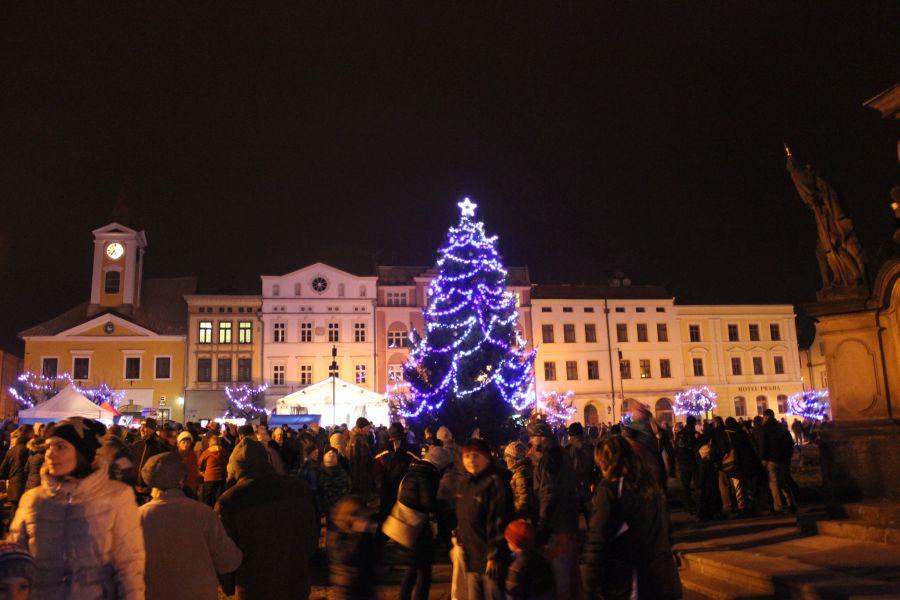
[88, 222, 148, 317]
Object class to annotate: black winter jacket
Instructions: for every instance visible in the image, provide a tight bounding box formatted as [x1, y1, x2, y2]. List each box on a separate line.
[532, 443, 578, 541]
[455, 466, 513, 574]
[505, 549, 555, 600]
[508, 459, 536, 520]
[376, 440, 417, 516]
[0, 439, 29, 503]
[398, 459, 441, 515]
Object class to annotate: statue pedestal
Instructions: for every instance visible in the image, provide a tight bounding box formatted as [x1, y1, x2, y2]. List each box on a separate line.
[819, 419, 900, 506]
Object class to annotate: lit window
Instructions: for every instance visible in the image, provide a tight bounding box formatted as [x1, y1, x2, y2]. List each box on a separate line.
[544, 361, 556, 381]
[124, 357, 141, 380]
[388, 330, 409, 348]
[639, 359, 651, 379]
[777, 394, 788, 413]
[272, 364, 285, 386]
[689, 325, 701, 342]
[563, 324, 576, 343]
[238, 321, 252, 344]
[388, 365, 404, 381]
[566, 361, 578, 380]
[300, 322, 312, 343]
[355, 364, 367, 384]
[199, 321, 212, 344]
[328, 323, 340, 343]
[300, 364, 312, 385]
[354, 323, 367, 343]
[273, 322, 285, 343]
[218, 321, 232, 344]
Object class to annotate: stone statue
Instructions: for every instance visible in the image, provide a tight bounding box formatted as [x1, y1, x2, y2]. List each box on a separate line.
[785, 145, 866, 294]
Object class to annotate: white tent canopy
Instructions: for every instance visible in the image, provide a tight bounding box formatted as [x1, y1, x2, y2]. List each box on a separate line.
[274, 377, 389, 428]
[18, 385, 118, 425]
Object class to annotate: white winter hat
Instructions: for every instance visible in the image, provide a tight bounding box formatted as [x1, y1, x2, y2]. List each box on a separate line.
[323, 449, 339, 468]
[423, 446, 454, 471]
[504, 441, 527, 461]
[177, 431, 194, 445]
[436, 426, 454, 442]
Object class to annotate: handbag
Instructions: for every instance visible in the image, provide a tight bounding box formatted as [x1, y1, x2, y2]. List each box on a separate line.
[381, 481, 428, 548]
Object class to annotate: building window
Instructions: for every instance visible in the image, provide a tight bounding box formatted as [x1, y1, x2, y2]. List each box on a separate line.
[355, 364, 367, 384]
[616, 323, 628, 343]
[354, 323, 367, 343]
[752, 356, 763, 375]
[360, 285, 367, 297]
[104, 271, 121, 294]
[155, 356, 171, 379]
[659, 358, 671, 378]
[73, 357, 90, 380]
[615, 307, 625, 313]
[238, 321, 252, 344]
[756, 395, 768, 415]
[587, 360, 600, 380]
[338, 283, 345, 297]
[566, 361, 578, 380]
[328, 323, 340, 343]
[584, 324, 597, 343]
[734, 396, 747, 417]
[272, 284, 280, 297]
[42, 357, 58, 379]
[299, 364, 312, 385]
[636, 323, 648, 342]
[689, 325, 701, 342]
[749, 324, 760, 341]
[237, 358, 252, 382]
[777, 394, 788, 413]
[218, 321, 232, 344]
[388, 364, 404, 382]
[563, 324, 576, 343]
[773, 356, 785, 375]
[562, 307, 573, 313]
[544, 362, 557, 381]
[273, 322, 286, 343]
[657, 323, 668, 342]
[770, 324, 781, 341]
[300, 322, 312, 343]
[217, 358, 232, 382]
[727, 324, 739, 342]
[656, 307, 666, 313]
[620, 359, 632, 379]
[386, 291, 408, 306]
[199, 321, 212, 344]
[197, 358, 212, 383]
[692, 358, 704, 377]
[272, 364, 285, 386]
[584, 307, 595, 313]
[294, 283, 302, 296]
[639, 359, 651, 379]
[541, 324, 554, 344]
[541, 307, 552, 313]
[124, 357, 141, 380]
[388, 329, 409, 349]
[731, 357, 742, 375]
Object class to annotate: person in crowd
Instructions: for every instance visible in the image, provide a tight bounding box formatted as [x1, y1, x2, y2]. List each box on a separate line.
[198, 435, 227, 507]
[321, 448, 352, 518]
[503, 441, 534, 520]
[503, 519, 555, 600]
[328, 430, 351, 473]
[9, 417, 145, 599]
[716, 417, 761, 517]
[215, 438, 318, 599]
[23, 434, 45, 493]
[622, 404, 667, 489]
[130, 418, 170, 502]
[299, 444, 325, 518]
[0, 540, 36, 600]
[139, 452, 242, 600]
[98, 425, 137, 486]
[327, 495, 377, 600]
[176, 430, 200, 497]
[564, 422, 595, 529]
[674, 415, 700, 515]
[271, 427, 297, 472]
[376, 422, 419, 523]
[347, 418, 375, 498]
[584, 436, 682, 600]
[759, 409, 797, 514]
[160, 423, 179, 449]
[456, 438, 513, 600]
[396, 445, 454, 600]
[695, 422, 723, 521]
[0, 427, 32, 532]
[527, 419, 579, 599]
[256, 427, 286, 474]
[308, 420, 329, 450]
[422, 426, 442, 454]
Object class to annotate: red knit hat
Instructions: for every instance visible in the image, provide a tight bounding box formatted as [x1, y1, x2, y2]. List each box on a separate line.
[505, 519, 535, 549]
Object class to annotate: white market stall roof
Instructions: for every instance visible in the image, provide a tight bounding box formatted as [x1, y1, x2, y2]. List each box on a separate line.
[275, 377, 389, 428]
[19, 385, 118, 424]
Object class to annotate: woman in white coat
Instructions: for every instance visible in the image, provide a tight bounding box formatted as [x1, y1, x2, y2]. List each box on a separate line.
[8, 417, 145, 599]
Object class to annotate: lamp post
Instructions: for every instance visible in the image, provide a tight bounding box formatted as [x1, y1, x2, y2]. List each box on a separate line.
[329, 345, 338, 427]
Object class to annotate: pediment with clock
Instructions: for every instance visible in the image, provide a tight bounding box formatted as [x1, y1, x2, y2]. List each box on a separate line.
[261, 262, 378, 301]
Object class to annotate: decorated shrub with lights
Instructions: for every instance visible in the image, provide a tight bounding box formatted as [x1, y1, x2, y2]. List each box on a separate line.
[10, 372, 125, 409]
[223, 383, 269, 420]
[673, 386, 718, 417]
[787, 389, 830, 421]
[531, 390, 576, 427]
[401, 199, 535, 441]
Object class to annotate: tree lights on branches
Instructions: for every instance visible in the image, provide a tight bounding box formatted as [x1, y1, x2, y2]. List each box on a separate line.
[401, 198, 535, 439]
[674, 386, 718, 417]
[223, 383, 270, 419]
[534, 390, 576, 426]
[787, 389, 830, 421]
[9, 371, 126, 409]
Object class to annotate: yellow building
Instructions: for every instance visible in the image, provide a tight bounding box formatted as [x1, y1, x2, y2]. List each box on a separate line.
[19, 223, 194, 422]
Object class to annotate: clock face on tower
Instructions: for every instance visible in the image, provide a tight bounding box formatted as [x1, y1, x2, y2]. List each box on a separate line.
[311, 277, 328, 293]
[105, 242, 124, 260]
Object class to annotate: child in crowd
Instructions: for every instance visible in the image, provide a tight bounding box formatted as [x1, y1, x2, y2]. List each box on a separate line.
[504, 519, 555, 600]
[0, 541, 35, 600]
[320, 448, 351, 517]
[197, 435, 227, 507]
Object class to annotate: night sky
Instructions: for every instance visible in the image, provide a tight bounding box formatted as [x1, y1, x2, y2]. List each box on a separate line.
[2, 4, 898, 352]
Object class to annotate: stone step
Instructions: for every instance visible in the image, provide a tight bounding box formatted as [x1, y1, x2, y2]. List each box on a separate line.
[678, 553, 777, 595]
[678, 568, 773, 600]
[817, 519, 900, 545]
[843, 501, 900, 527]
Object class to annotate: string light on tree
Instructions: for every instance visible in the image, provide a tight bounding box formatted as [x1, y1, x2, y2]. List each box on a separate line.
[534, 390, 577, 426]
[401, 198, 536, 441]
[223, 383, 270, 419]
[8, 371, 126, 409]
[787, 389, 830, 421]
[674, 386, 718, 417]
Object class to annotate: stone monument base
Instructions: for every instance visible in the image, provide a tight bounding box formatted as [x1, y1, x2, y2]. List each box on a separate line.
[819, 419, 900, 511]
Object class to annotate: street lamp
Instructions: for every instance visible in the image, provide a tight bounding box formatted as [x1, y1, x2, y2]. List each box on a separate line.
[329, 345, 338, 427]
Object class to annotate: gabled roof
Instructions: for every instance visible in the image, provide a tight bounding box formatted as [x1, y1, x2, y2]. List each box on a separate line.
[20, 277, 196, 337]
[262, 262, 376, 280]
[376, 265, 531, 286]
[531, 284, 671, 300]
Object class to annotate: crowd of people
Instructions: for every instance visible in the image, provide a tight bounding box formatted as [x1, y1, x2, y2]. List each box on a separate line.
[0, 402, 812, 600]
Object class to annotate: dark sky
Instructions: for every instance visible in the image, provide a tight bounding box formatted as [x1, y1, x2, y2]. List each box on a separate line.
[2, 4, 898, 352]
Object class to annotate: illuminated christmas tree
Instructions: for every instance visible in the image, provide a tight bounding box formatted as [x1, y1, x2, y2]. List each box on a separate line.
[533, 390, 577, 427]
[787, 389, 830, 421]
[401, 198, 535, 441]
[674, 386, 718, 417]
[9, 372, 125, 409]
[223, 383, 270, 421]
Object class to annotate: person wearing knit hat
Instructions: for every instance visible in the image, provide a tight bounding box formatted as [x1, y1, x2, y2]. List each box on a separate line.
[0, 426, 33, 509]
[375, 422, 418, 523]
[320, 449, 351, 516]
[422, 445, 453, 472]
[139, 455, 242, 600]
[503, 519, 555, 600]
[503, 441, 535, 520]
[176, 431, 200, 496]
[0, 541, 35, 600]
[9, 417, 146, 598]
